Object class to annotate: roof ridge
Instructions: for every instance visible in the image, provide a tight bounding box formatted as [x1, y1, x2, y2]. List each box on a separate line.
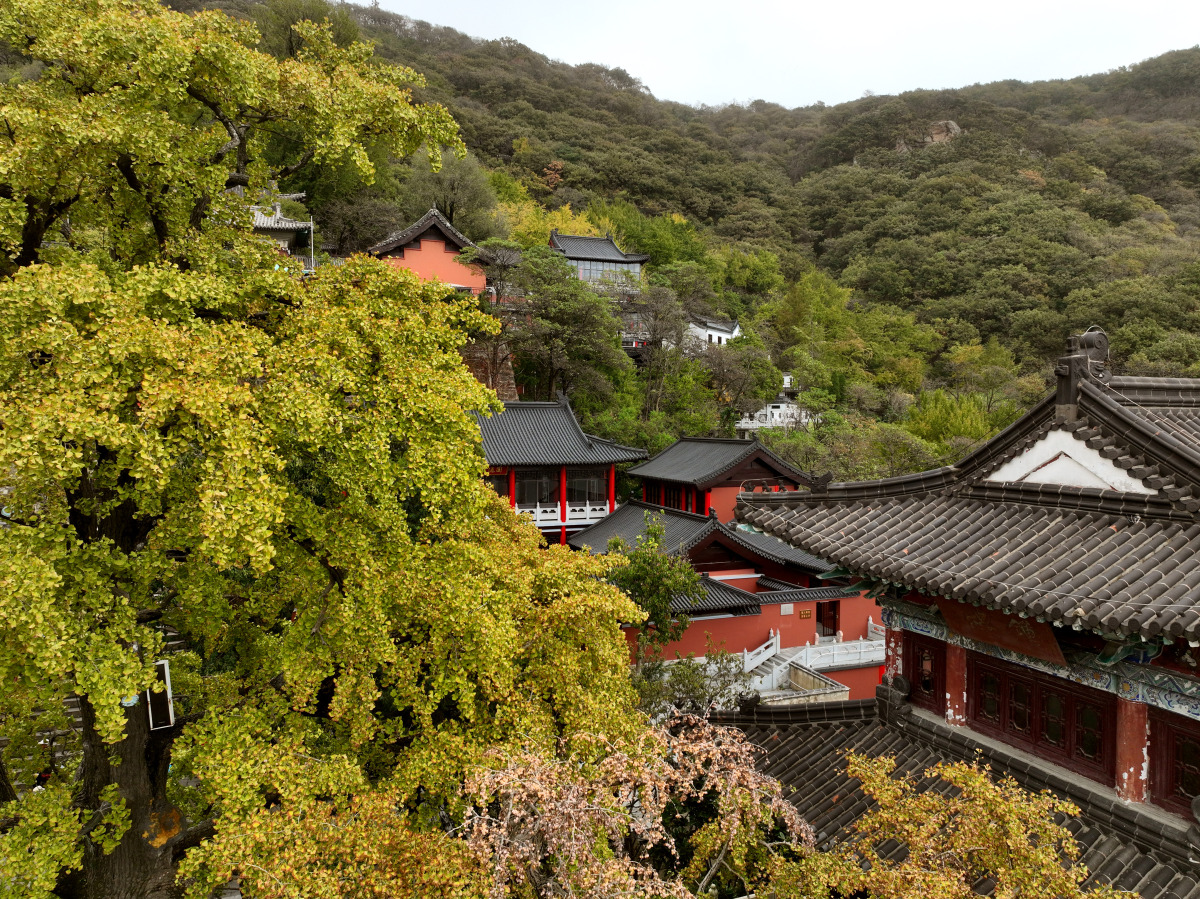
[558, 392, 595, 448]
[626, 499, 713, 521]
[366, 207, 479, 257]
[719, 521, 833, 570]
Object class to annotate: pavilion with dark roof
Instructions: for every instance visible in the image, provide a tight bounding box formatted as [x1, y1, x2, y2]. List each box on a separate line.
[475, 396, 645, 544]
[569, 501, 883, 698]
[549, 230, 649, 285]
[629, 436, 818, 522]
[727, 330, 1200, 889]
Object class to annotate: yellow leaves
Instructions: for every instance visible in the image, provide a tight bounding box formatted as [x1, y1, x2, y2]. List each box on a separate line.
[769, 752, 1117, 899]
[497, 198, 600, 249]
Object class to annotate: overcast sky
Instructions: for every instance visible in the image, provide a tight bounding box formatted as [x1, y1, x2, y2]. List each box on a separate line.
[376, 0, 1200, 109]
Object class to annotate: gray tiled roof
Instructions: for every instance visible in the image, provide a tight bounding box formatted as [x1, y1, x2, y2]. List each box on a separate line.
[548, 231, 649, 263]
[756, 584, 856, 604]
[569, 502, 834, 576]
[690, 313, 739, 333]
[730, 526, 834, 572]
[681, 577, 761, 615]
[629, 437, 811, 488]
[367, 208, 480, 258]
[738, 357, 1200, 643]
[673, 572, 850, 616]
[568, 501, 715, 554]
[718, 697, 1200, 898]
[252, 206, 310, 232]
[474, 399, 646, 467]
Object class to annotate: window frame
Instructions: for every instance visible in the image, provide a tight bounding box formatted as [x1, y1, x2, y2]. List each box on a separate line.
[966, 651, 1116, 781]
[1149, 707, 1200, 823]
[902, 631, 946, 715]
[514, 470, 559, 507]
[566, 467, 607, 505]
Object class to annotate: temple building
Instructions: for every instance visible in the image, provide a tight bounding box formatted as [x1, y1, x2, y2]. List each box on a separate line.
[570, 501, 885, 701]
[629, 436, 817, 522]
[251, 201, 312, 256]
[475, 396, 646, 544]
[549, 230, 648, 285]
[687, 314, 741, 346]
[727, 330, 1200, 892]
[368, 207, 488, 296]
[368, 208, 519, 399]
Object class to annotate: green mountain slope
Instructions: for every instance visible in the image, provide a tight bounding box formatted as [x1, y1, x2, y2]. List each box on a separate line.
[154, 0, 1200, 468]
[353, 10, 1200, 365]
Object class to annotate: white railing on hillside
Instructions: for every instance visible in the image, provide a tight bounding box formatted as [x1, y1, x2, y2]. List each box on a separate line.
[743, 630, 780, 673]
[790, 638, 885, 672]
[867, 615, 886, 640]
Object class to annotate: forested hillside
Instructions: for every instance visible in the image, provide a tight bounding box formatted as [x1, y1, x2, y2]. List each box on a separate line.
[159, 0, 1200, 475]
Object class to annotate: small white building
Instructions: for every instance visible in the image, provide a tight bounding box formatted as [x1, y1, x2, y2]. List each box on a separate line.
[687, 315, 741, 346]
[735, 394, 809, 437]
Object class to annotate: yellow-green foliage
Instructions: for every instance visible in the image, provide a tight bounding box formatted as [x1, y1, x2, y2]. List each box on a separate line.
[770, 753, 1127, 899]
[0, 1, 644, 893]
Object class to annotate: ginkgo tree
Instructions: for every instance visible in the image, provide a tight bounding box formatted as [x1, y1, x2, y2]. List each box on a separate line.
[0, 4, 1131, 899]
[0, 2, 644, 897]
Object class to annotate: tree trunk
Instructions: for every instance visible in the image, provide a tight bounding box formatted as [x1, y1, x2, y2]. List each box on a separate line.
[72, 697, 183, 899]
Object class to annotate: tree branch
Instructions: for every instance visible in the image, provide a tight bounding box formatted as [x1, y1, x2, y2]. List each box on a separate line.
[276, 149, 315, 181]
[695, 844, 727, 894]
[0, 753, 18, 804]
[115, 154, 169, 248]
[185, 86, 241, 162]
[168, 818, 216, 857]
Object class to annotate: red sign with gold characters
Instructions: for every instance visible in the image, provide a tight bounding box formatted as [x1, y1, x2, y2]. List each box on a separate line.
[937, 601, 1067, 666]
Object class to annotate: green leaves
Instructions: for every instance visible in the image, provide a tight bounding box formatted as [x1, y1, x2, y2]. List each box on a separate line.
[0, 0, 463, 275]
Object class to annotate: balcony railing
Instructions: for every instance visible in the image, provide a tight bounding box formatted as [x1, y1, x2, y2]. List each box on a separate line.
[566, 502, 609, 523]
[517, 503, 563, 526]
[790, 637, 885, 671]
[516, 501, 611, 528]
[867, 615, 886, 640]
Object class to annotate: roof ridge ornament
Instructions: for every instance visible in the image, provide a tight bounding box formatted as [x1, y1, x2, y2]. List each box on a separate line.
[1056, 328, 1111, 421]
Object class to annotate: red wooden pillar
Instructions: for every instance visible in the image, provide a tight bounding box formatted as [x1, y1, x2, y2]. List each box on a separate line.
[1115, 697, 1149, 802]
[507, 469, 516, 509]
[641, 482, 646, 502]
[944, 642, 967, 726]
[703, 490, 712, 516]
[559, 466, 567, 523]
[607, 465, 616, 513]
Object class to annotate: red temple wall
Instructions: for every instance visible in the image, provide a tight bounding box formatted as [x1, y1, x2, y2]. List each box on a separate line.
[625, 590, 877, 663]
[829, 665, 883, 700]
[382, 238, 486, 292]
[708, 486, 741, 522]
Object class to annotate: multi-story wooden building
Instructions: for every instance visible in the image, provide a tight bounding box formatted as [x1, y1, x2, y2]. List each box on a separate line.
[629, 437, 815, 522]
[570, 501, 885, 700]
[548, 230, 648, 286]
[476, 396, 646, 544]
[733, 331, 1200, 877]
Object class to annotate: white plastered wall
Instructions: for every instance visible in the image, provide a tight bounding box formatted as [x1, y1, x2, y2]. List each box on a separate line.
[985, 428, 1157, 495]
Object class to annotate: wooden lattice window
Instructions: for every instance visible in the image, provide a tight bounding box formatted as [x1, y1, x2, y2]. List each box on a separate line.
[902, 631, 946, 715]
[967, 652, 1115, 781]
[1150, 708, 1200, 822]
